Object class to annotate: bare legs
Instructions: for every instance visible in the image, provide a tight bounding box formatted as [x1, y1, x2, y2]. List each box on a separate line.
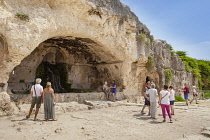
[185, 99, 189, 105]
[141, 105, 150, 115]
[170, 105, 174, 115]
[26, 108, 33, 118]
[34, 108, 39, 120]
[111, 93, 116, 101]
[26, 108, 40, 120]
[190, 96, 198, 104]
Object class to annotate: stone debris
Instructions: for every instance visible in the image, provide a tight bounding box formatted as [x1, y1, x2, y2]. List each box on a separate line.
[201, 127, 210, 138]
[17, 127, 22, 132]
[54, 128, 62, 133]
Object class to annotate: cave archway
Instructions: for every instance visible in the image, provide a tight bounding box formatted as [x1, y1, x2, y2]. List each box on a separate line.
[7, 36, 123, 94]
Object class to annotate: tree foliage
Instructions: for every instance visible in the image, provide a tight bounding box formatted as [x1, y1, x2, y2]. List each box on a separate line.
[176, 51, 210, 90]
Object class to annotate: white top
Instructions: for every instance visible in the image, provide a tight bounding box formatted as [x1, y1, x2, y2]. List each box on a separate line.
[31, 84, 43, 97]
[103, 85, 108, 91]
[160, 90, 170, 105]
[148, 88, 158, 102]
[169, 89, 175, 101]
[192, 89, 197, 94]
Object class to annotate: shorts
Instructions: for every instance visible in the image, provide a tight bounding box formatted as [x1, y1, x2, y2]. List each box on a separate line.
[193, 93, 198, 96]
[144, 98, 150, 106]
[170, 100, 174, 105]
[184, 94, 188, 100]
[31, 96, 42, 109]
[103, 91, 109, 94]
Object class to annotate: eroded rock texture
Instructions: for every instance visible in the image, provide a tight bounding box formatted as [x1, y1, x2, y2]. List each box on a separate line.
[0, 0, 197, 114]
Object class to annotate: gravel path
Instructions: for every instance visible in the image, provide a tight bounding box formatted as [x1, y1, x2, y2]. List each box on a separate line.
[0, 100, 210, 140]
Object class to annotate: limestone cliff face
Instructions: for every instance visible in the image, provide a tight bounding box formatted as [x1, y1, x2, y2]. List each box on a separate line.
[0, 0, 196, 113]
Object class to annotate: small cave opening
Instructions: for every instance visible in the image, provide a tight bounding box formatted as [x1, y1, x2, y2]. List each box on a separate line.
[7, 36, 123, 94]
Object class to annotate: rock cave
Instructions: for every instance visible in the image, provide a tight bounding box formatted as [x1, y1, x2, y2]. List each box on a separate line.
[8, 36, 124, 94]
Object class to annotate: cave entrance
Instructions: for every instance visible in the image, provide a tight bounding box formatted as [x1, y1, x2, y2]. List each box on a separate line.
[145, 71, 160, 91]
[7, 36, 122, 94]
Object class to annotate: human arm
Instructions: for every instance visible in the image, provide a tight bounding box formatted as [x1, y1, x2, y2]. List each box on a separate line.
[51, 89, 56, 102]
[42, 89, 45, 103]
[159, 93, 162, 104]
[30, 91, 33, 97]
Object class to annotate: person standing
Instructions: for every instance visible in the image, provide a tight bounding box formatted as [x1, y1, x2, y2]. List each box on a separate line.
[159, 85, 173, 123]
[43, 82, 56, 121]
[110, 80, 117, 102]
[183, 83, 189, 106]
[190, 86, 198, 104]
[148, 84, 159, 119]
[169, 86, 175, 115]
[103, 81, 110, 100]
[141, 82, 151, 115]
[26, 78, 43, 121]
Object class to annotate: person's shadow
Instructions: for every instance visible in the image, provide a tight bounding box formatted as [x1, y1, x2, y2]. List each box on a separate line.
[133, 114, 164, 124]
[11, 118, 44, 122]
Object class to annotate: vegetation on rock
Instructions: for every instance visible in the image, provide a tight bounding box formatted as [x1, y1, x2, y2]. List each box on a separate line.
[176, 51, 210, 90]
[138, 34, 147, 42]
[164, 69, 173, 84]
[15, 13, 29, 21]
[146, 56, 155, 71]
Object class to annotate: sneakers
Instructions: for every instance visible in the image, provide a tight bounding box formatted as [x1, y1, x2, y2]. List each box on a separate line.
[141, 111, 146, 114]
[162, 120, 166, 122]
[170, 120, 173, 123]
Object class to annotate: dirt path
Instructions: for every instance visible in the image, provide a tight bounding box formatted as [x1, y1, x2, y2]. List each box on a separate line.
[0, 100, 210, 140]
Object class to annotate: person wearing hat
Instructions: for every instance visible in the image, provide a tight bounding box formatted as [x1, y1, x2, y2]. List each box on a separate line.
[26, 78, 43, 121]
[190, 86, 198, 104]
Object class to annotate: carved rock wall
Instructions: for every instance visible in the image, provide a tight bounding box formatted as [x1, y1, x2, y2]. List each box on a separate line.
[0, 0, 196, 114]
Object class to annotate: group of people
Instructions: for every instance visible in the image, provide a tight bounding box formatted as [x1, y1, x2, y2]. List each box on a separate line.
[140, 82, 174, 123]
[140, 82, 199, 123]
[102, 80, 117, 101]
[26, 78, 56, 121]
[183, 83, 198, 105]
[26, 78, 198, 122]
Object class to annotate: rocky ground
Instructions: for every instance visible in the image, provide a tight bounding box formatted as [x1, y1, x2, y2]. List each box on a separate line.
[0, 100, 210, 140]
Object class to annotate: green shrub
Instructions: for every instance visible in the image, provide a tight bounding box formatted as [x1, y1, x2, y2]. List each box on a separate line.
[176, 51, 187, 57]
[164, 69, 173, 84]
[204, 92, 210, 98]
[146, 56, 155, 70]
[15, 13, 29, 21]
[138, 34, 147, 42]
[174, 96, 185, 102]
[145, 41, 150, 46]
[151, 36, 154, 42]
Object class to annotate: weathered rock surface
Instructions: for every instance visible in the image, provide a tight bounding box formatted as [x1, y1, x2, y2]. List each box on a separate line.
[0, 0, 196, 114]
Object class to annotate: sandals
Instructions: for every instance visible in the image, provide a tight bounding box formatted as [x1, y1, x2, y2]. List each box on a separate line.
[33, 118, 40, 121]
[26, 115, 30, 119]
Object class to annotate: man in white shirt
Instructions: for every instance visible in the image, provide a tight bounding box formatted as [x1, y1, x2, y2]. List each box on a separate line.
[26, 78, 43, 121]
[148, 84, 159, 119]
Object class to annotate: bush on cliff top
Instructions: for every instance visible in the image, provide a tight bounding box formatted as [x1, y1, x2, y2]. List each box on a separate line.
[176, 51, 210, 90]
